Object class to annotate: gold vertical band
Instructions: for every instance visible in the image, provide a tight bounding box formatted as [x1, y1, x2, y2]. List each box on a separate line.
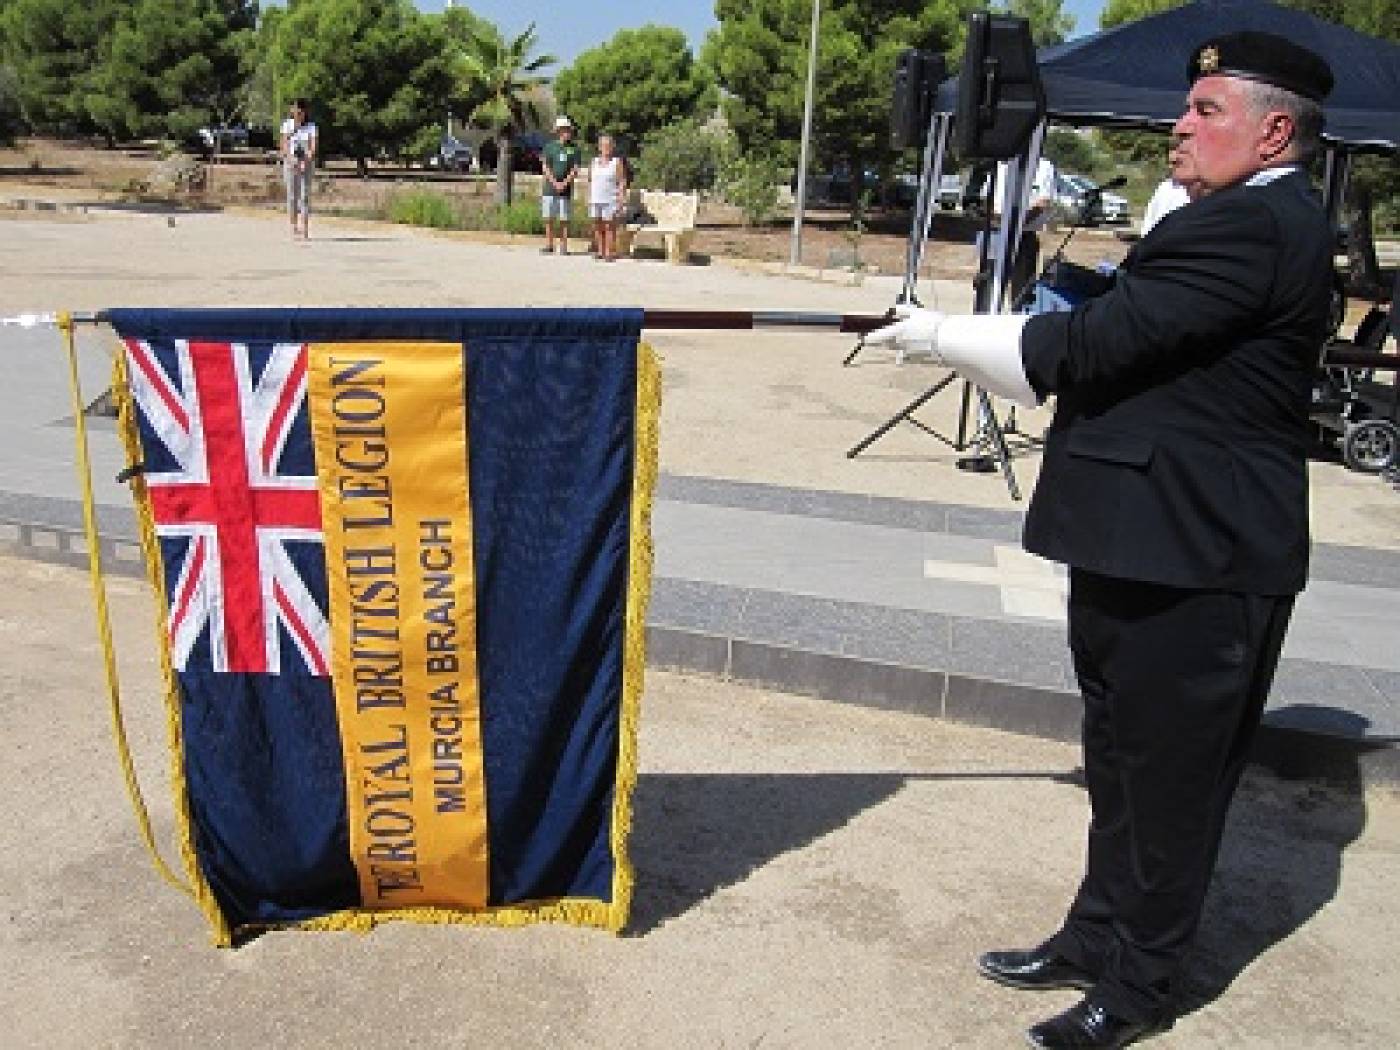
[307, 342, 488, 909]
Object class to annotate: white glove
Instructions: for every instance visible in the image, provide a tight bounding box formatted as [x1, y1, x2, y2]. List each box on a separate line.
[865, 308, 1041, 409]
[863, 304, 944, 363]
[0, 312, 58, 328]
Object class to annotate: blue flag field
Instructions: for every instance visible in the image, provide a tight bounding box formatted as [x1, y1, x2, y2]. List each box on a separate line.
[105, 308, 658, 944]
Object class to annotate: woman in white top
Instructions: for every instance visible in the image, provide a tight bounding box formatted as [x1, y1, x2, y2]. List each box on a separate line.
[279, 98, 317, 240]
[588, 134, 627, 262]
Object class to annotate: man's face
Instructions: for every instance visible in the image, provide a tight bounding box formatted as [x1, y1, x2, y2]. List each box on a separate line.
[1170, 76, 1274, 200]
[558, 126, 572, 142]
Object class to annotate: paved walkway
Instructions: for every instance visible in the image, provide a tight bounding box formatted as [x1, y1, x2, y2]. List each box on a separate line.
[2, 202, 1397, 783]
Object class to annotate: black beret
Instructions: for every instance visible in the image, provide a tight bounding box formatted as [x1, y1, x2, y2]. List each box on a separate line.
[1188, 30, 1333, 102]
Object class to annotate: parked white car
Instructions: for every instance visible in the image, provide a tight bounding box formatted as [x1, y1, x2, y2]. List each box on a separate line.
[1055, 173, 1130, 225]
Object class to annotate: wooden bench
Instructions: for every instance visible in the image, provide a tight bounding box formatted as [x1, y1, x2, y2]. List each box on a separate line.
[616, 190, 698, 264]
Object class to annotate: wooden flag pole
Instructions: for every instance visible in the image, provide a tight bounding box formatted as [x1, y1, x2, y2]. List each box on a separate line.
[4, 309, 894, 335]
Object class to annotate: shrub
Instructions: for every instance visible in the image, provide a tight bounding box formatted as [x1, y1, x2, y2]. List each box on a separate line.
[499, 198, 544, 235]
[635, 118, 733, 192]
[0, 65, 22, 147]
[719, 153, 782, 227]
[500, 198, 592, 237]
[387, 190, 459, 229]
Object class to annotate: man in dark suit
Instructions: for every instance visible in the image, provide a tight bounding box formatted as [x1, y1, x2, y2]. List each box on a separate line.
[866, 32, 1335, 1049]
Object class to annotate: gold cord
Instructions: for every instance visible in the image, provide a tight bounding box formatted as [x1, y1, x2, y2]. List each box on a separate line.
[59, 313, 192, 898]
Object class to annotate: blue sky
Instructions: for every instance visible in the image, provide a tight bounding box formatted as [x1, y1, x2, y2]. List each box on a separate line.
[416, 1, 1110, 68]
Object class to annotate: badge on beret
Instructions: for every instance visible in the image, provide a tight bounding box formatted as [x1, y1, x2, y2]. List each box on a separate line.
[1198, 46, 1219, 75]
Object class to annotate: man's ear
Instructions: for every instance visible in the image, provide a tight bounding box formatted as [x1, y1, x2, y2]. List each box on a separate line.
[1258, 111, 1295, 162]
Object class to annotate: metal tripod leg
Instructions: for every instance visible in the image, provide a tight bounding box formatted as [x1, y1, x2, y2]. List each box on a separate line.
[842, 336, 866, 367]
[974, 388, 1022, 501]
[846, 373, 959, 458]
[955, 380, 973, 448]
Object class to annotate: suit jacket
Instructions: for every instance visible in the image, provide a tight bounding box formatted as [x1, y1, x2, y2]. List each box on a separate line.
[1020, 170, 1333, 595]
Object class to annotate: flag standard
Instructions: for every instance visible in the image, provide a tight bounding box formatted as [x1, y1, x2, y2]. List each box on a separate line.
[107, 308, 657, 944]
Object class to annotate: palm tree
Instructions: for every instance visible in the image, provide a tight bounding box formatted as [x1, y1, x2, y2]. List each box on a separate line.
[458, 22, 554, 205]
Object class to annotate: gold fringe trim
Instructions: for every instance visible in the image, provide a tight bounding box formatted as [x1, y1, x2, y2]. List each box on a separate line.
[608, 339, 661, 932]
[110, 345, 233, 946]
[267, 897, 617, 939]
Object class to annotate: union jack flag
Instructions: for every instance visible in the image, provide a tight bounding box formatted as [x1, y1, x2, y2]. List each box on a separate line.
[123, 338, 329, 676]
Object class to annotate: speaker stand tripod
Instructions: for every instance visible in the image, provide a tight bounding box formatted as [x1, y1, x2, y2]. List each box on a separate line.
[845, 120, 1042, 501]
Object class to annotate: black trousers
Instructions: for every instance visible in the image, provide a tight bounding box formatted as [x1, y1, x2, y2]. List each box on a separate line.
[1048, 569, 1295, 1023]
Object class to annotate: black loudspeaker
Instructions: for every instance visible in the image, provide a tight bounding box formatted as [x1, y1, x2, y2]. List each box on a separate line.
[891, 49, 947, 149]
[954, 13, 1045, 161]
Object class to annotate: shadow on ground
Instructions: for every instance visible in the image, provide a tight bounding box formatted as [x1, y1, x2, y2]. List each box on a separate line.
[309, 236, 397, 243]
[1180, 708, 1372, 1015]
[0, 166, 84, 178]
[626, 768, 1079, 935]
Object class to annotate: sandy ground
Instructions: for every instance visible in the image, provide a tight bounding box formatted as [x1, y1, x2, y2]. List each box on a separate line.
[0, 556, 1397, 1048]
[1, 188, 1396, 548]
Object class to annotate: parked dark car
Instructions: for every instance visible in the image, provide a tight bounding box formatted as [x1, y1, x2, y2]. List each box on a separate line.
[475, 132, 545, 174]
[427, 135, 474, 172]
[825, 165, 880, 205]
[512, 131, 546, 173]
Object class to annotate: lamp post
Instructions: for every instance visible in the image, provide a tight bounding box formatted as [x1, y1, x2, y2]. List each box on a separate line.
[788, 0, 821, 268]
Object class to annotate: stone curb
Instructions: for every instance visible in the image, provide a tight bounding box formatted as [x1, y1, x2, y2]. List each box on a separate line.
[5, 513, 1394, 790]
[647, 624, 1400, 790]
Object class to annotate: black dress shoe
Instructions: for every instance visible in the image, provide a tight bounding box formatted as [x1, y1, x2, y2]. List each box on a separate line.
[1026, 999, 1168, 1049]
[977, 944, 1095, 991]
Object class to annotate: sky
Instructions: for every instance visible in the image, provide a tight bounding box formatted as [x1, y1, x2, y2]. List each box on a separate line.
[417, 1, 1111, 68]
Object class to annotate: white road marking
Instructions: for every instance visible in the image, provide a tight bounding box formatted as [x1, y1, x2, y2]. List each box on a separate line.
[923, 544, 1067, 622]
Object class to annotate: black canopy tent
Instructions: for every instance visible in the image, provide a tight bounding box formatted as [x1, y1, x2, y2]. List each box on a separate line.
[937, 0, 1400, 153]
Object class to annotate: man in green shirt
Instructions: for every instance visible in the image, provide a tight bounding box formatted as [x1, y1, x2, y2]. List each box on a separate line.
[541, 115, 582, 255]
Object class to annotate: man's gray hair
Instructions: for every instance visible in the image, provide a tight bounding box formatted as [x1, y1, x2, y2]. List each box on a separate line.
[1242, 79, 1324, 163]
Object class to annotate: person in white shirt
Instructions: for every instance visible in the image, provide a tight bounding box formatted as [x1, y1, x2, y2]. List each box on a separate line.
[975, 154, 1058, 305]
[279, 98, 318, 241]
[1140, 177, 1192, 237]
[996, 154, 1059, 232]
[588, 134, 627, 262]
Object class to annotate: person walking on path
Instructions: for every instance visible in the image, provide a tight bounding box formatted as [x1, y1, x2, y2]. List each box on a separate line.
[866, 31, 1335, 1049]
[588, 134, 627, 262]
[279, 99, 317, 241]
[541, 116, 582, 255]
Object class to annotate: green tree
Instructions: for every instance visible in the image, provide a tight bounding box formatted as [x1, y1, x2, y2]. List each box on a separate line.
[1282, 0, 1398, 41]
[268, 0, 458, 175]
[1098, 0, 1181, 29]
[707, 0, 968, 214]
[1043, 126, 1106, 177]
[1282, 0, 1400, 232]
[438, 4, 494, 133]
[85, 0, 257, 145]
[996, 0, 1075, 46]
[456, 20, 554, 204]
[0, 0, 123, 134]
[554, 25, 715, 147]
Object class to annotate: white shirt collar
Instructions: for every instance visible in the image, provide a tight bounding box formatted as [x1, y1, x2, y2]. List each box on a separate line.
[1246, 165, 1300, 187]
